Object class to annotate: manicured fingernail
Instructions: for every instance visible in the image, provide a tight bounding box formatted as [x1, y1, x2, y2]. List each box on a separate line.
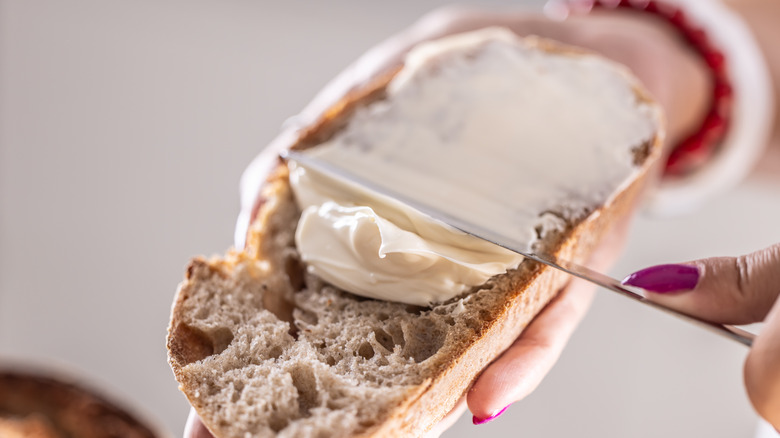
[472, 405, 509, 425]
[622, 264, 699, 293]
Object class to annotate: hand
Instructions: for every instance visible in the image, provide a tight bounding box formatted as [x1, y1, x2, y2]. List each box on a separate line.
[196, 5, 719, 437]
[623, 244, 780, 428]
[183, 410, 212, 438]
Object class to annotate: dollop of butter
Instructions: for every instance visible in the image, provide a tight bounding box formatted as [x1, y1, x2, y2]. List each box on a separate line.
[291, 162, 523, 306]
[289, 28, 660, 306]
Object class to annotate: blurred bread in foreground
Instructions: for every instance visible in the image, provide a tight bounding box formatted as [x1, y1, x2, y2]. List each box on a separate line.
[0, 369, 164, 438]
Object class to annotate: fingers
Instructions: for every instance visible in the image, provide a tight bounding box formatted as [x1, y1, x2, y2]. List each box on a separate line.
[623, 243, 780, 324]
[466, 277, 597, 422]
[745, 296, 780, 429]
[184, 410, 215, 438]
[623, 243, 780, 429]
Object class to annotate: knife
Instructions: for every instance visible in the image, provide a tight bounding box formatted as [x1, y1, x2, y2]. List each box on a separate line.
[282, 150, 755, 347]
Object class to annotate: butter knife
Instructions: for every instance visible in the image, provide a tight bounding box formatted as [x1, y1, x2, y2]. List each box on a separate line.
[283, 150, 755, 347]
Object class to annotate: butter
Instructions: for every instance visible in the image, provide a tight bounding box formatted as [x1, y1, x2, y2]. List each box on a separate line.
[290, 28, 660, 306]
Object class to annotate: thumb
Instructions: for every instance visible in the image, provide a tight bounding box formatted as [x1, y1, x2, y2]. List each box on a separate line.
[622, 243, 780, 325]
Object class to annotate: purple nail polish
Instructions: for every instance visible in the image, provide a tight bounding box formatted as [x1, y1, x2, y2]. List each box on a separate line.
[622, 264, 699, 293]
[472, 405, 509, 425]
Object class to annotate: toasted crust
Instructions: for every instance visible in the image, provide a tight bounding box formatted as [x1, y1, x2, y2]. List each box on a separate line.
[0, 371, 161, 438]
[167, 36, 662, 437]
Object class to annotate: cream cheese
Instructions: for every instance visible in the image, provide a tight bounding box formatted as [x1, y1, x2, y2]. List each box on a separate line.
[291, 161, 523, 305]
[290, 28, 660, 306]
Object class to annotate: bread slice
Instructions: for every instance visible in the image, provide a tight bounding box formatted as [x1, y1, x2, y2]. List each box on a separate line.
[0, 415, 62, 438]
[0, 370, 161, 438]
[167, 34, 662, 437]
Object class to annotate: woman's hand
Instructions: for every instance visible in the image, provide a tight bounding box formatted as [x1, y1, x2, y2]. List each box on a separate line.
[183, 410, 212, 438]
[623, 243, 780, 428]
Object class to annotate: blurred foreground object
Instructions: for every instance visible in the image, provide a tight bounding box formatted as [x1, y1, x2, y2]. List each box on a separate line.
[0, 368, 167, 438]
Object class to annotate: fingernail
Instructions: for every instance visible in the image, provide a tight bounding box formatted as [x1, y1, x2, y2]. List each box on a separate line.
[622, 264, 699, 293]
[472, 405, 509, 425]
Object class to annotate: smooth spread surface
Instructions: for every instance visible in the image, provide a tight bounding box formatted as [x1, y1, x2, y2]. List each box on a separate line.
[291, 162, 523, 305]
[291, 28, 659, 305]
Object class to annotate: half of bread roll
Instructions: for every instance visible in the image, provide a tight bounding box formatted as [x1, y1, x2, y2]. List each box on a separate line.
[167, 31, 662, 438]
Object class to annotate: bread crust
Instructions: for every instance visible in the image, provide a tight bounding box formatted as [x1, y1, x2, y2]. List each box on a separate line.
[0, 370, 162, 438]
[167, 36, 662, 437]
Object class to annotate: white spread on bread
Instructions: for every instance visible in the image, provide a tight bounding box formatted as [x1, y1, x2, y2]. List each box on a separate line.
[290, 161, 522, 305]
[290, 28, 659, 306]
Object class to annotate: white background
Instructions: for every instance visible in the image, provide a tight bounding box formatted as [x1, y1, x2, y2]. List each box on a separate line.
[1, 1, 778, 437]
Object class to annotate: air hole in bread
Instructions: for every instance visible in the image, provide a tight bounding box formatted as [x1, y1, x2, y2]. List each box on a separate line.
[284, 255, 305, 292]
[267, 407, 290, 433]
[210, 327, 234, 355]
[477, 309, 492, 322]
[357, 343, 375, 360]
[262, 288, 297, 338]
[169, 322, 214, 366]
[290, 364, 319, 416]
[373, 328, 398, 353]
[402, 319, 445, 363]
[230, 381, 244, 403]
[193, 305, 211, 320]
[295, 309, 318, 327]
[268, 346, 283, 360]
[404, 304, 426, 315]
[463, 317, 482, 334]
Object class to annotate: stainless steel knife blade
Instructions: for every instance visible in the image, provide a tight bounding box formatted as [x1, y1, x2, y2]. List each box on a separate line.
[283, 150, 755, 347]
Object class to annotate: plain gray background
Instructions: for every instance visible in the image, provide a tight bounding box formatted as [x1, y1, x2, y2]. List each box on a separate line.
[1, 1, 778, 437]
